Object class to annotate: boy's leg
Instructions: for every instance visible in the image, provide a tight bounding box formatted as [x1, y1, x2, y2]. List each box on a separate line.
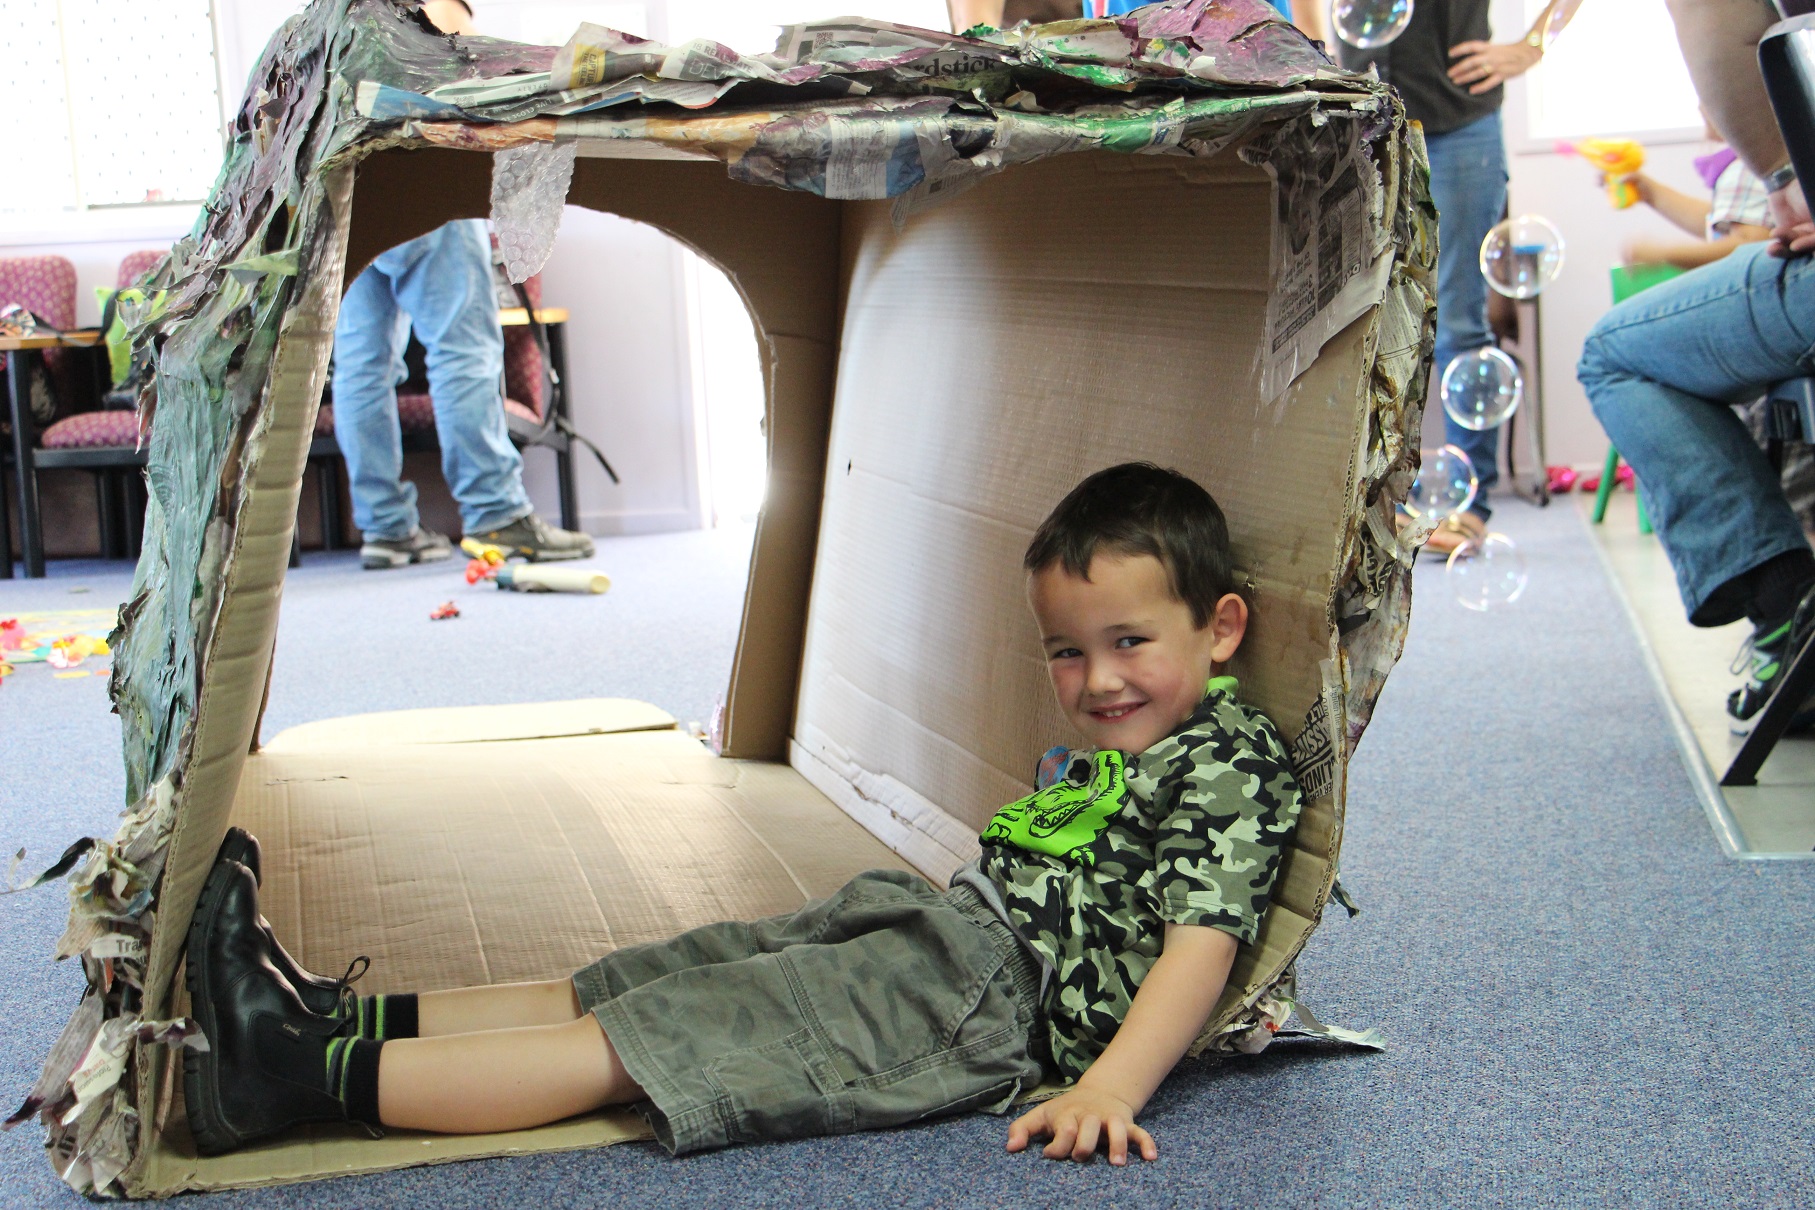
[377, 1016, 643, 1133]
[187, 858, 638, 1151]
[570, 897, 848, 1012]
[584, 872, 1045, 1156]
[417, 978, 583, 1035]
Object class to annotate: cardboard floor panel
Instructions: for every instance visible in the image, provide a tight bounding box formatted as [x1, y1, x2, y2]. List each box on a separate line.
[261, 698, 677, 751]
[145, 727, 917, 1193]
[1583, 493, 1815, 858]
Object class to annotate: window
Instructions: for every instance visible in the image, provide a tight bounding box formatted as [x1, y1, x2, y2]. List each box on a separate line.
[0, 0, 226, 215]
[1521, 0, 1703, 141]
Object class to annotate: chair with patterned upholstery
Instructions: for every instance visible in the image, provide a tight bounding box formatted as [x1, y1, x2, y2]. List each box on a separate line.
[116, 250, 165, 291]
[3, 254, 120, 578]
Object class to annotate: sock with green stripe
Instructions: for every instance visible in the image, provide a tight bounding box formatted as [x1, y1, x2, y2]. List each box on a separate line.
[258, 1024, 385, 1128]
[322, 1036, 384, 1127]
[348, 994, 419, 1040]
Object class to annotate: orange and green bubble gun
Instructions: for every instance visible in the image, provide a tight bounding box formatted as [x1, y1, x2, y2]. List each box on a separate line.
[460, 537, 611, 594]
[1556, 138, 1646, 209]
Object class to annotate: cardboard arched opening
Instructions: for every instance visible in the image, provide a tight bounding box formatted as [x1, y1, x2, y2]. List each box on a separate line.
[340, 145, 841, 760]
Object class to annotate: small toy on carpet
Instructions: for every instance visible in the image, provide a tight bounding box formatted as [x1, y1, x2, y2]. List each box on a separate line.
[0, 612, 117, 676]
[461, 538, 611, 594]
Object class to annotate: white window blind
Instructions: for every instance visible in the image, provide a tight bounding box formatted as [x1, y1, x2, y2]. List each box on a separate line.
[1522, 0, 1703, 140]
[1, 0, 225, 214]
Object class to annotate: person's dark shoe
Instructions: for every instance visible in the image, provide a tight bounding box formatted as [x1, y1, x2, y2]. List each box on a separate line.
[468, 513, 595, 562]
[1727, 586, 1815, 735]
[360, 526, 452, 570]
[213, 828, 368, 1018]
[184, 859, 352, 1155]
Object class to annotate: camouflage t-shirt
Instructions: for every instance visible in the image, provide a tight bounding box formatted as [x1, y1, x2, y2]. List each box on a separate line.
[975, 679, 1303, 1080]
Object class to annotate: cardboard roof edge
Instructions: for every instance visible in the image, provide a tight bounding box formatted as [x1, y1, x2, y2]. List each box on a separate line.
[17, 0, 1436, 1195]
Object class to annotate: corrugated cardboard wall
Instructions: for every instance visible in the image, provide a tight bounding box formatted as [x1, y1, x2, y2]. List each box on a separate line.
[794, 148, 1367, 872]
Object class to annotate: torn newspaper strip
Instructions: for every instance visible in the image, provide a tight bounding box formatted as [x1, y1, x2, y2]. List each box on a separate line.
[1250, 115, 1393, 401]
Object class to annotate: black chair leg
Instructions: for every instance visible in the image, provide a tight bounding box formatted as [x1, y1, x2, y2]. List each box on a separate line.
[1723, 634, 1815, 786]
[0, 461, 12, 579]
[289, 526, 302, 569]
[316, 457, 344, 551]
[556, 445, 578, 533]
[125, 471, 145, 558]
[96, 472, 122, 560]
[6, 353, 46, 578]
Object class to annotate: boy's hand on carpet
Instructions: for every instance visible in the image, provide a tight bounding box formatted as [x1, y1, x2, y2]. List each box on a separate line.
[1005, 1087, 1156, 1165]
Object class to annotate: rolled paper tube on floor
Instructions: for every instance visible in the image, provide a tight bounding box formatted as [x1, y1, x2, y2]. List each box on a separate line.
[493, 564, 611, 594]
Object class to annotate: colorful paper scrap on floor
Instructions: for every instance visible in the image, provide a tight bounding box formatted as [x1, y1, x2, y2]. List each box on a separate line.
[0, 611, 119, 666]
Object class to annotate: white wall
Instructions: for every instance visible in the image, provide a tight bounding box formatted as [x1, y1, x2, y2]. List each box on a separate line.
[533, 208, 703, 534]
[1490, 0, 1713, 472]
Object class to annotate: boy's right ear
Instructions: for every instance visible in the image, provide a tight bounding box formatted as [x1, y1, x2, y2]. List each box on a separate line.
[1207, 592, 1248, 665]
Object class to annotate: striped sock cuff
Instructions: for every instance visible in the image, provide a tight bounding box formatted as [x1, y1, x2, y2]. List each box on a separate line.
[342, 1038, 384, 1127]
[354, 993, 420, 1040]
[325, 1035, 384, 1125]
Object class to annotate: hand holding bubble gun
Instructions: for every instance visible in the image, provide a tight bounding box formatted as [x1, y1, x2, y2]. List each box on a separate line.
[1555, 138, 1645, 209]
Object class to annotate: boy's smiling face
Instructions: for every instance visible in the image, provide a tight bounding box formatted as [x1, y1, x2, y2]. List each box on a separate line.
[1029, 551, 1247, 755]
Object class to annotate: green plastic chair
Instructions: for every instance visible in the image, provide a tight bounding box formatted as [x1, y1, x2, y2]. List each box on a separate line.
[1591, 263, 1684, 533]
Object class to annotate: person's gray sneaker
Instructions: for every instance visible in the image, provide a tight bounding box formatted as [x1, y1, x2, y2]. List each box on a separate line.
[359, 527, 453, 570]
[468, 513, 595, 562]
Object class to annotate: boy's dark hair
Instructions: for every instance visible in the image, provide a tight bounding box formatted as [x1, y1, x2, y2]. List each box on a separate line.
[1024, 462, 1237, 627]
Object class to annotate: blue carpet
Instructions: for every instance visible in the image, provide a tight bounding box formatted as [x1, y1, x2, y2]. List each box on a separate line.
[2, 502, 1811, 1207]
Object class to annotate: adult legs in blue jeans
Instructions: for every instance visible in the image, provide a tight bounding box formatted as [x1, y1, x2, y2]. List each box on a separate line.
[1425, 112, 1509, 521]
[1578, 242, 1815, 727]
[332, 219, 531, 542]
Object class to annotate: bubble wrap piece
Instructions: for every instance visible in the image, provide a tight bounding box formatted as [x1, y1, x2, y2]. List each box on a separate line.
[490, 140, 578, 283]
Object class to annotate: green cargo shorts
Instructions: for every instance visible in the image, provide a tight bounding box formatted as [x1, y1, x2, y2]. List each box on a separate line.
[572, 868, 1048, 1155]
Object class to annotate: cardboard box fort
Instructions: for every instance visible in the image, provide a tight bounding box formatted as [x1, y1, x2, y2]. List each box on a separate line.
[17, 0, 1435, 1196]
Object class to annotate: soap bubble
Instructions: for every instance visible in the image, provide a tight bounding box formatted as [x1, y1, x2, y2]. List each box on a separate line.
[1480, 214, 1566, 299]
[1331, 0, 1413, 48]
[1406, 445, 1478, 519]
[1440, 346, 1523, 432]
[1446, 532, 1528, 611]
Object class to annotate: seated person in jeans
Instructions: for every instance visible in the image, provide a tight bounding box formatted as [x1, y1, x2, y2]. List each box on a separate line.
[183, 463, 1303, 1164]
[1577, 0, 1815, 733]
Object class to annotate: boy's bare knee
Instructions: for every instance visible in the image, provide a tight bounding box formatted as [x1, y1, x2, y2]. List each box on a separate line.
[564, 978, 585, 1020]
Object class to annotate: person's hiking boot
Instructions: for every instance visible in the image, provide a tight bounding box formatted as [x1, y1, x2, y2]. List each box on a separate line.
[184, 859, 357, 1155]
[1727, 586, 1815, 735]
[360, 527, 453, 570]
[468, 513, 595, 562]
[214, 828, 369, 1019]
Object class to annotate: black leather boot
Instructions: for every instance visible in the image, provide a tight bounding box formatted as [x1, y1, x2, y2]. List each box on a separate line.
[184, 858, 353, 1156]
[214, 827, 367, 1017]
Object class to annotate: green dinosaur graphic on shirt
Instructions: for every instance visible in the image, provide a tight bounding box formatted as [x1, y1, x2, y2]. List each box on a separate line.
[981, 749, 1126, 865]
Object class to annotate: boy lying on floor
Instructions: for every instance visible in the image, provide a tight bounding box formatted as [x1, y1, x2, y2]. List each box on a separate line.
[185, 462, 1304, 1165]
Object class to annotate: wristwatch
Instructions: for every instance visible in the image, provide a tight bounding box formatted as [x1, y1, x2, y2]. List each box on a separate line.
[1764, 162, 1798, 193]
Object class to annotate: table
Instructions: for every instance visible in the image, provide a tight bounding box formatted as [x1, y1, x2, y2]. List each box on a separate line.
[497, 306, 569, 326]
[4, 330, 103, 579]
